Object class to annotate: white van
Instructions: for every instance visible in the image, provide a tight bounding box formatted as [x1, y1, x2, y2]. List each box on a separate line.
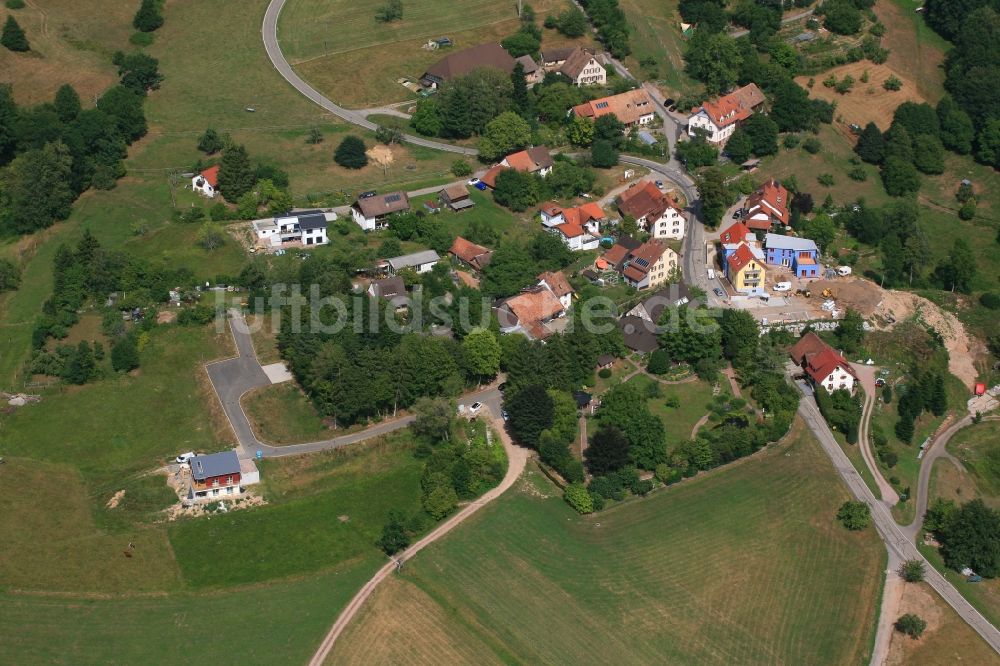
[773, 281, 792, 292]
[836, 266, 852, 277]
[707, 268, 715, 280]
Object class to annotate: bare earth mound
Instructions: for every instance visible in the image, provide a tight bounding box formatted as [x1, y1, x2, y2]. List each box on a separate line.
[796, 62, 925, 130]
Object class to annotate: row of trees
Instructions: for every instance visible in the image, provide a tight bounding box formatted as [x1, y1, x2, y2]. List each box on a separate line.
[841, 200, 978, 293]
[926, 498, 1000, 578]
[895, 368, 948, 443]
[924, 4, 1000, 169]
[577, 0, 630, 58]
[0, 55, 155, 235]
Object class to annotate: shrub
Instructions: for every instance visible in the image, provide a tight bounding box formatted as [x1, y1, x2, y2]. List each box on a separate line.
[598, 368, 612, 379]
[883, 76, 902, 91]
[564, 483, 594, 514]
[377, 510, 409, 554]
[375, 124, 402, 145]
[782, 134, 801, 149]
[895, 613, 926, 639]
[647, 349, 670, 374]
[450, 160, 472, 177]
[334, 135, 368, 169]
[980, 293, 1000, 310]
[374, 0, 402, 23]
[802, 138, 822, 154]
[177, 305, 217, 326]
[958, 199, 977, 220]
[837, 500, 871, 530]
[5, 0, 25, 8]
[0, 258, 21, 293]
[132, 0, 164, 32]
[2, 15, 29, 51]
[818, 173, 835, 186]
[900, 559, 926, 583]
[834, 75, 855, 94]
[848, 166, 868, 182]
[129, 31, 153, 46]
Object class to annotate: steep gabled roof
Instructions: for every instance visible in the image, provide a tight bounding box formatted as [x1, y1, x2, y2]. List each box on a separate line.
[790, 331, 828, 365]
[355, 191, 410, 218]
[745, 179, 789, 224]
[806, 348, 857, 384]
[423, 43, 515, 82]
[719, 221, 753, 246]
[537, 270, 573, 298]
[727, 243, 759, 272]
[503, 146, 554, 172]
[449, 236, 492, 268]
[560, 48, 598, 79]
[617, 181, 667, 219]
[200, 165, 220, 187]
[694, 83, 767, 128]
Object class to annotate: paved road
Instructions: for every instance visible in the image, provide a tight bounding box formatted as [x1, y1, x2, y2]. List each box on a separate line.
[261, 0, 476, 156]
[796, 389, 1000, 659]
[853, 363, 900, 505]
[206, 310, 502, 459]
[307, 409, 530, 665]
[904, 414, 973, 541]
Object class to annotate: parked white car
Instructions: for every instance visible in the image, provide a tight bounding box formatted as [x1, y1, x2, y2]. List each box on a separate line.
[468, 402, 483, 415]
[837, 266, 853, 277]
[175, 452, 196, 465]
[773, 281, 792, 292]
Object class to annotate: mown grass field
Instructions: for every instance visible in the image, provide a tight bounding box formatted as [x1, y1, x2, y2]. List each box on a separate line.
[242, 382, 330, 445]
[618, 0, 697, 95]
[886, 580, 1000, 666]
[0, 561, 379, 665]
[335, 419, 884, 665]
[280, 0, 590, 108]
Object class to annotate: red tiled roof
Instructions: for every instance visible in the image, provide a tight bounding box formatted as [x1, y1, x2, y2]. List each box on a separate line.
[555, 222, 585, 238]
[617, 181, 667, 220]
[201, 165, 220, 187]
[696, 83, 766, 128]
[572, 89, 654, 126]
[719, 221, 752, 245]
[537, 270, 572, 298]
[623, 264, 646, 282]
[503, 288, 564, 326]
[449, 236, 492, 267]
[745, 179, 789, 225]
[603, 244, 629, 267]
[805, 348, 857, 384]
[503, 146, 553, 173]
[789, 331, 827, 365]
[727, 243, 758, 272]
[481, 164, 508, 188]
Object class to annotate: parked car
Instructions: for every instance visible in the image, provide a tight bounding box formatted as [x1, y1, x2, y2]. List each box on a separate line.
[474, 181, 488, 190]
[773, 281, 792, 292]
[875, 378, 886, 387]
[359, 190, 376, 199]
[501, 409, 509, 421]
[732, 210, 744, 219]
[175, 452, 196, 465]
[467, 177, 480, 186]
[713, 287, 725, 297]
[837, 266, 853, 277]
[655, 180, 664, 189]
[497, 382, 508, 392]
[469, 401, 483, 415]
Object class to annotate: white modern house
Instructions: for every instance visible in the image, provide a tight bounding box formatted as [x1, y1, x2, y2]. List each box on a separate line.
[253, 210, 336, 249]
[686, 83, 766, 145]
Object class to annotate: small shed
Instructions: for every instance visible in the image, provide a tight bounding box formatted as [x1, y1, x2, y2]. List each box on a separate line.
[741, 158, 760, 172]
[596, 354, 615, 370]
[439, 183, 474, 211]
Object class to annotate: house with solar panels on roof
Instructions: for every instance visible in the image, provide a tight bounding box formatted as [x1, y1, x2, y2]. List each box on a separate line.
[252, 209, 336, 250]
[351, 191, 411, 231]
[184, 449, 260, 505]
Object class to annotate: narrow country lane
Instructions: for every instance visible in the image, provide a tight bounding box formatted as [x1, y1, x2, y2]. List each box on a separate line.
[796, 390, 1000, 660]
[307, 412, 530, 666]
[852, 363, 900, 506]
[261, 0, 476, 156]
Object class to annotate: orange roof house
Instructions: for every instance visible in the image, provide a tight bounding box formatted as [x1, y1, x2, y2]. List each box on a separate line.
[482, 147, 554, 188]
[790, 331, 858, 394]
[449, 236, 493, 271]
[496, 286, 566, 339]
[744, 179, 789, 230]
[201, 165, 219, 187]
[572, 89, 655, 127]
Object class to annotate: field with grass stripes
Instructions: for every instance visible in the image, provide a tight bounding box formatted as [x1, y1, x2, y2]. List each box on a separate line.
[333, 420, 884, 665]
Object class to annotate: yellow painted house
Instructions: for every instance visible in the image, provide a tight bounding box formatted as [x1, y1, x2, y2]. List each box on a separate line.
[725, 243, 766, 294]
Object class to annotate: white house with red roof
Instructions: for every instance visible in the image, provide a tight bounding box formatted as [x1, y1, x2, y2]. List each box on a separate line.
[743, 179, 789, 231]
[687, 83, 766, 144]
[192, 165, 219, 198]
[615, 181, 686, 240]
[537, 270, 574, 310]
[539, 201, 604, 251]
[790, 331, 857, 394]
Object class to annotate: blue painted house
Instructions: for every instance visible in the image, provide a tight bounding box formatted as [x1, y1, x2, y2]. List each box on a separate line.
[764, 233, 820, 278]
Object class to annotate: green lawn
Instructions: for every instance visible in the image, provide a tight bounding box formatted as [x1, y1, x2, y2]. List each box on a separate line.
[618, 0, 698, 95]
[624, 372, 724, 444]
[242, 382, 330, 445]
[335, 419, 884, 665]
[280, 0, 590, 108]
[946, 420, 1000, 498]
[0, 561, 379, 665]
[169, 433, 425, 588]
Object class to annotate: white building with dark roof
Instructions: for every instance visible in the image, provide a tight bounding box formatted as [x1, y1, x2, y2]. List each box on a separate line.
[253, 210, 336, 249]
[387, 250, 441, 275]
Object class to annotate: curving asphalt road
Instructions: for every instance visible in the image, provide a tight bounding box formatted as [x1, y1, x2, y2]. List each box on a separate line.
[852, 364, 900, 505]
[261, 0, 477, 156]
[904, 414, 973, 542]
[796, 385, 1000, 659]
[206, 310, 502, 459]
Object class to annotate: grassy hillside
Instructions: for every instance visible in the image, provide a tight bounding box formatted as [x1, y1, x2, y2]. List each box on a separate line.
[334, 420, 884, 665]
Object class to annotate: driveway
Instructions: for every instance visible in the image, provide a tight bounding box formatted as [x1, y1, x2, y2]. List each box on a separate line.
[851, 362, 900, 506]
[207, 310, 502, 459]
